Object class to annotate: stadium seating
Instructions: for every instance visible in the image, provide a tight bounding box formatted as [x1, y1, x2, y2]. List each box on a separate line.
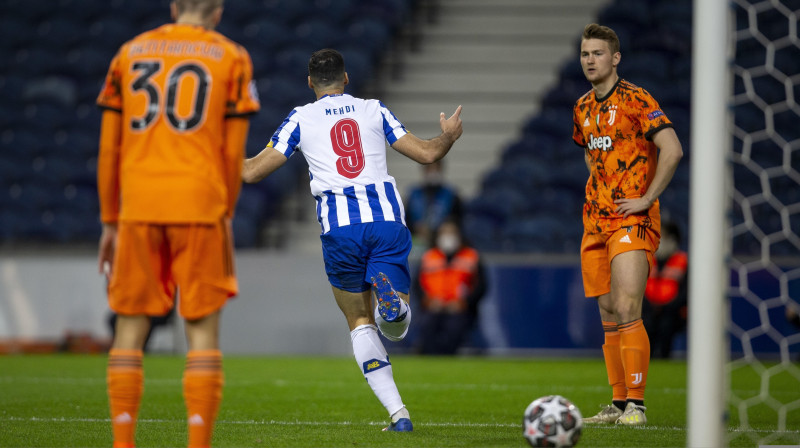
[7, 0, 782, 254]
[465, 0, 699, 254]
[0, 16, 33, 51]
[0, 0, 416, 246]
[463, 0, 793, 256]
[501, 215, 579, 253]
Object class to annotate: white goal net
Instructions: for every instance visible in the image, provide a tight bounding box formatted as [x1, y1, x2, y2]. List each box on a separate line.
[727, 0, 800, 445]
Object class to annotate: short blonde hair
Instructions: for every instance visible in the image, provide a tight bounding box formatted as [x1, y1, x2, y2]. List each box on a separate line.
[582, 23, 620, 54]
[173, 0, 224, 17]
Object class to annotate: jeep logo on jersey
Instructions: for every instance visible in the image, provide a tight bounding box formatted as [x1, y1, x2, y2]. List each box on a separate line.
[587, 133, 613, 151]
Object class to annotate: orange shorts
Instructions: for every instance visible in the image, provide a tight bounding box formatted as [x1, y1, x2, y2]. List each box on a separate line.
[108, 220, 237, 320]
[580, 225, 659, 298]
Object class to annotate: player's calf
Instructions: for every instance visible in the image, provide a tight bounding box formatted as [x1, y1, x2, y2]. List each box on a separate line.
[350, 324, 410, 429]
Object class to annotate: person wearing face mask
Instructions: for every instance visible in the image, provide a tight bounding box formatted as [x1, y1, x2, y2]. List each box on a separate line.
[641, 221, 688, 359]
[414, 219, 487, 354]
[404, 160, 463, 247]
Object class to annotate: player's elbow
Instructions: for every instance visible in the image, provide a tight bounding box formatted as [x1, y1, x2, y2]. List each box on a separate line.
[419, 142, 449, 165]
[667, 143, 684, 164]
[241, 159, 260, 184]
[418, 151, 440, 165]
[658, 129, 684, 161]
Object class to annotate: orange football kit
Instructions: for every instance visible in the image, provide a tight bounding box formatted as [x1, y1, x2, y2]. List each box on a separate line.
[573, 78, 672, 298]
[98, 23, 259, 448]
[573, 78, 673, 404]
[97, 24, 259, 320]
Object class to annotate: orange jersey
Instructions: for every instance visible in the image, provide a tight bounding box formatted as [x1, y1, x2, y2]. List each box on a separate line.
[572, 78, 672, 235]
[419, 247, 480, 304]
[97, 24, 259, 223]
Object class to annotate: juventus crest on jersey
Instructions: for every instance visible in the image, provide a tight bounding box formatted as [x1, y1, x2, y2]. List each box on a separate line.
[270, 93, 408, 234]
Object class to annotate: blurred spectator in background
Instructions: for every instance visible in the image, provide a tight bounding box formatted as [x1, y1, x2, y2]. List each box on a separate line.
[414, 219, 486, 354]
[405, 160, 463, 246]
[642, 221, 688, 359]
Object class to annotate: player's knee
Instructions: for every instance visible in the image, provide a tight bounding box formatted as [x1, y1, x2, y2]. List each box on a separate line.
[596, 293, 615, 317]
[613, 299, 642, 322]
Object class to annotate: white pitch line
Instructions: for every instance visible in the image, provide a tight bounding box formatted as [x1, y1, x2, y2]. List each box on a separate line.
[4, 376, 797, 412]
[6, 376, 790, 400]
[3, 416, 798, 435]
[0, 376, 681, 394]
[0, 416, 517, 428]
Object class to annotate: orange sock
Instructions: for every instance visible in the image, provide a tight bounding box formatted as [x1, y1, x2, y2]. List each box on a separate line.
[619, 319, 650, 402]
[183, 350, 224, 448]
[601, 321, 627, 403]
[107, 349, 144, 448]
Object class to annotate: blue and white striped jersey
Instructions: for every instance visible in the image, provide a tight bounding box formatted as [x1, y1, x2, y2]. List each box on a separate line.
[269, 93, 408, 234]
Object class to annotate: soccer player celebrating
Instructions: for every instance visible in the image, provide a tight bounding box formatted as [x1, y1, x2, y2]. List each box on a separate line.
[243, 48, 463, 431]
[96, 1, 259, 446]
[572, 24, 683, 426]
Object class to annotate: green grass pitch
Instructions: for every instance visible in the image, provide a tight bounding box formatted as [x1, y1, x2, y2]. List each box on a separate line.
[0, 355, 797, 447]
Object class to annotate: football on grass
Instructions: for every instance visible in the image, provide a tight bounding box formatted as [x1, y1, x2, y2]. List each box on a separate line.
[523, 395, 583, 447]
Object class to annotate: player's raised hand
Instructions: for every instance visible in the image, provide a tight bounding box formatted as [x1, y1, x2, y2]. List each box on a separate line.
[440, 105, 463, 142]
[391, 105, 463, 163]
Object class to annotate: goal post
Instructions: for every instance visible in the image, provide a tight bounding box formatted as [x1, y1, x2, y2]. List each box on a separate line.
[687, 0, 730, 446]
[690, 0, 800, 445]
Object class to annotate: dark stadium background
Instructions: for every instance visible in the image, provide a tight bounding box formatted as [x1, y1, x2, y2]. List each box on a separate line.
[0, 0, 796, 357]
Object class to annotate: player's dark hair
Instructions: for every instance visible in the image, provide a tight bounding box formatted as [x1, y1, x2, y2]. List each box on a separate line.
[308, 49, 345, 87]
[582, 23, 620, 55]
[173, 0, 223, 18]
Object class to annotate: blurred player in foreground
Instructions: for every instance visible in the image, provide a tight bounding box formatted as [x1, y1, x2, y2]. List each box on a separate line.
[572, 24, 683, 426]
[243, 48, 463, 431]
[96, 0, 259, 446]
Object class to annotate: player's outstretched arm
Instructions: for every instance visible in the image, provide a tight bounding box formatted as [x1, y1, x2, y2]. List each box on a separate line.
[392, 105, 463, 164]
[242, 144, 288, 183]
[614, 127, 683, 217]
